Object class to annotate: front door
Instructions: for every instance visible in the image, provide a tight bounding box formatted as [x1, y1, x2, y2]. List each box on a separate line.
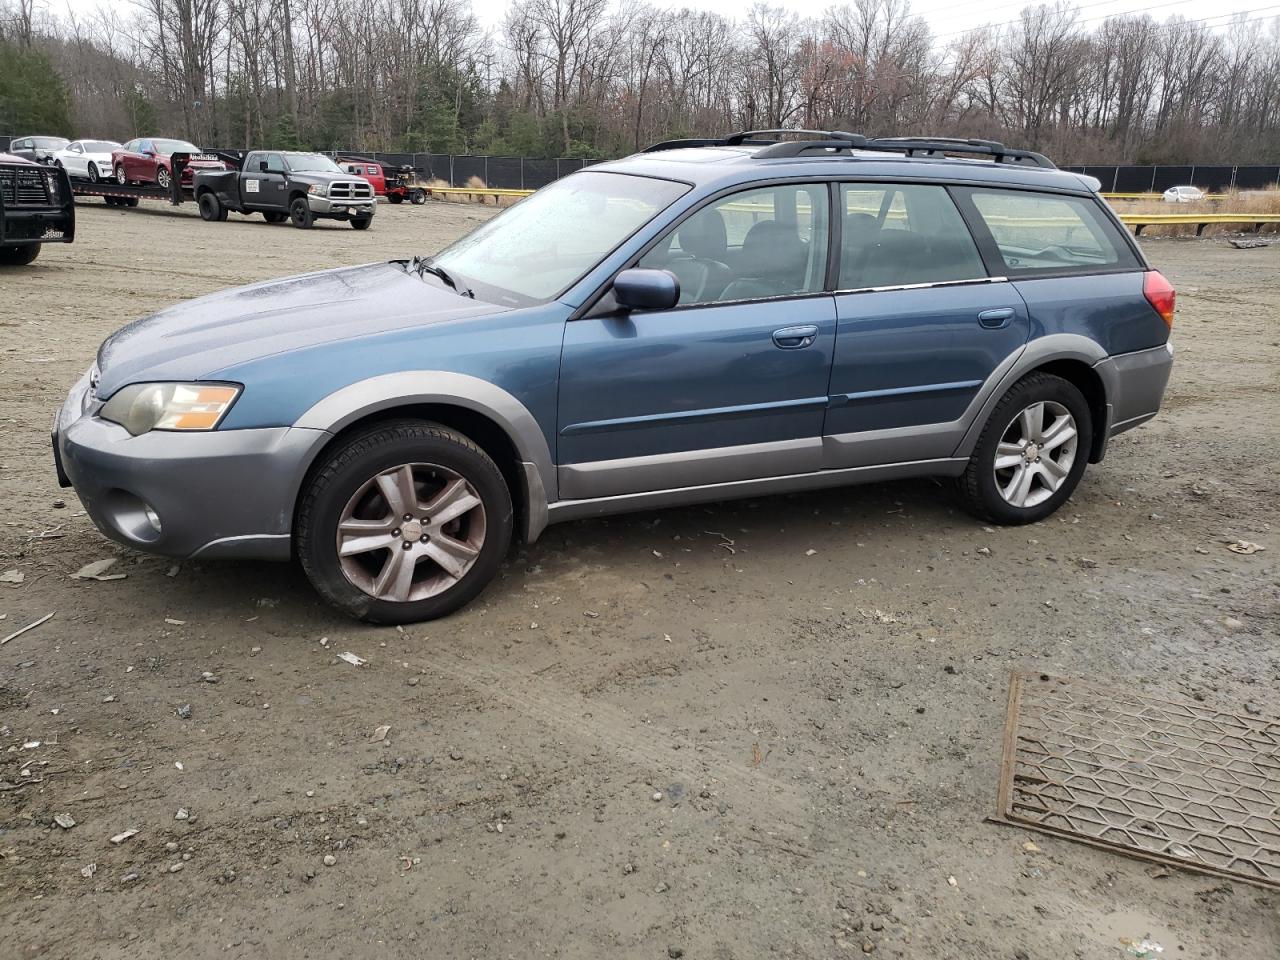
[557, 182, 836, 500]
[249, 153, 289, 210]
[824, 182, 1030, 468]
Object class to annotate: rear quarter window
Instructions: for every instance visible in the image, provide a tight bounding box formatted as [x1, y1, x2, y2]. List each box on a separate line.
[956, 187, 1138, 275]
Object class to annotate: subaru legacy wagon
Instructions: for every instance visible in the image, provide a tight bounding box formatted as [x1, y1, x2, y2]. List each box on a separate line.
[54, 131, 1175, 623]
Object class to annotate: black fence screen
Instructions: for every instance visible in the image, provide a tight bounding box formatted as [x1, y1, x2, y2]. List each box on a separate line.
[1064, 164, 1280, 192]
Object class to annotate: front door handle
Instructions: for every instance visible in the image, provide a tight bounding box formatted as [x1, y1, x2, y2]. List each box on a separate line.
[772, 324, 819, 349]
[978, 307, 1016, 329]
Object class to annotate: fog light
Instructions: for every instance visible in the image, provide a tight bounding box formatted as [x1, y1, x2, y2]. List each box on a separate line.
[103, 490, 163, 544]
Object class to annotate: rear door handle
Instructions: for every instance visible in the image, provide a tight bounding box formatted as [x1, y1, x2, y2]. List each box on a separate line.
[978, 307, 1016, 329]
[772, 324, 819, 349]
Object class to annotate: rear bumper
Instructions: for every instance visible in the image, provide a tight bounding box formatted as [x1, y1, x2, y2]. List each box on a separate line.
[54, 380, 328, 560]
[1096, 341, 1174, 437]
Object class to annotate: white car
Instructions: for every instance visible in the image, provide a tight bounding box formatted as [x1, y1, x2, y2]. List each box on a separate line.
[53, 139, 122, 183]
[1162, 185, 1205, 203]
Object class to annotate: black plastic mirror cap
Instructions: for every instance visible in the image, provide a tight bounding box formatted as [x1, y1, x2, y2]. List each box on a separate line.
[614, 268, 680, 311]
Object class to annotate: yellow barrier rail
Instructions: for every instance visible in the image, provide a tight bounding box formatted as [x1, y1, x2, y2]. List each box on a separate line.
[423, 186, 533, 200]
[417, 186, 1278, 237]
[1117, 213, 1280, 236]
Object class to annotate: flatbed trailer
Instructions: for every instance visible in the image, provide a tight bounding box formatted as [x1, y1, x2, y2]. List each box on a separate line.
[68, 151, 244, 208]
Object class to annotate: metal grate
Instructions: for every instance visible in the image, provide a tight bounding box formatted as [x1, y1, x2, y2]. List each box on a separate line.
[0, 167, 51, 205]
[994, 673, 1280, 889]
[328, 180, 373, 200]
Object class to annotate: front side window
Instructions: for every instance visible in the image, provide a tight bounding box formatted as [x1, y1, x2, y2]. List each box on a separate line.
[638, 183, 829, 305]
[431, 171, 689, 305]
[264, 153, 285, 174]
[839, 183, 986, 290]
[957, 187, 1138, 274]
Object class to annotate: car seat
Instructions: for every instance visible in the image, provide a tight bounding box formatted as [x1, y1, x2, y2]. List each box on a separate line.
[718, 220, 809, 301]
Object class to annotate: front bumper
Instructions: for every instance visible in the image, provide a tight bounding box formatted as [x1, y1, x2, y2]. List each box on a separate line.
[54, 374, 328, 560]
[308, 195, 376, 217]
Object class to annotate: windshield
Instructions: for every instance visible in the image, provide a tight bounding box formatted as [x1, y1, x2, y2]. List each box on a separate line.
[35, 137, 69, 149]
[82, 140, 119, 152]
[286, 154, 343, 174]
[431, 171, 689, 305]
[153, 139, 200, 154]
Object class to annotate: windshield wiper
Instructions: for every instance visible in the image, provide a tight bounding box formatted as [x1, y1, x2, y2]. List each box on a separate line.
[413, 257, 473, 298]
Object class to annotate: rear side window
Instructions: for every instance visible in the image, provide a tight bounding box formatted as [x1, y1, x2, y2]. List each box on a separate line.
[957, 188, 1138, 274]
[839, 183, 986, 290]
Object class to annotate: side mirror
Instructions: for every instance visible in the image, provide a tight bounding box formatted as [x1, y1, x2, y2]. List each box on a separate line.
[259, 159, 269, 172]
[613, 268, 680, 311]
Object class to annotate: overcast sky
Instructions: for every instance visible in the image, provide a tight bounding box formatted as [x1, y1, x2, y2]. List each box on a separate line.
[42, 0, 1266, 44]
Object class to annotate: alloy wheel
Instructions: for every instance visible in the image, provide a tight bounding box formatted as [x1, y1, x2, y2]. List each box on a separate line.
[993, 400, 1078, 508]
[157, 167, 171, 189]
[335, 462, 487, 602]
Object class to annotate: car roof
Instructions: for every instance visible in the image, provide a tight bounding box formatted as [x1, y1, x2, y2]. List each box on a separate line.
[590, 143, 1098, 194]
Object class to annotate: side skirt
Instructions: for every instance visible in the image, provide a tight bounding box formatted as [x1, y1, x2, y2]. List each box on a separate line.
[544, 457, 967, 526]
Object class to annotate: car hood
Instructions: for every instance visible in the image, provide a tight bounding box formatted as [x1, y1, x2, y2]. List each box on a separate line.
[95, 261, 508, 397]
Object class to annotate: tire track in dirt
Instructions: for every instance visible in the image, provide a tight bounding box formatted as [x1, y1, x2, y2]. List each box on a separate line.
[421, 649, 814, 841]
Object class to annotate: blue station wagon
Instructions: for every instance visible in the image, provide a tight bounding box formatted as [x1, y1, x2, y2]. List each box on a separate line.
[54, 131, 1176, 622]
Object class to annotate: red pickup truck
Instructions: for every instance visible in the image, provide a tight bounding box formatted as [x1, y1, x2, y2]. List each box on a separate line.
[336, 157, 426, 204]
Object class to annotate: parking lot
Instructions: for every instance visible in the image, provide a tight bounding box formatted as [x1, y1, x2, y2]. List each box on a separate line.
[2, 201, 1277, 958]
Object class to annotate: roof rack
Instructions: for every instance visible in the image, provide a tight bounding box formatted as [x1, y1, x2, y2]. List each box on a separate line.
[642, 130, 1055, 170]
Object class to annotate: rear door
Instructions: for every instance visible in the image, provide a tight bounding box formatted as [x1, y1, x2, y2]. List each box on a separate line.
[950, 186, 1156, 356]
[824, 182, 1029, 468]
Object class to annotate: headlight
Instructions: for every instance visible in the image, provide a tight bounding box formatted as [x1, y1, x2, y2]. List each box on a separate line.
[100, 383, 241, 436]
[308, 183, 328, 196]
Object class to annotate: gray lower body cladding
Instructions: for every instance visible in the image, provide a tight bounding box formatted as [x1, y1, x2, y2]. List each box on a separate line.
[54, 342, 1173, 559]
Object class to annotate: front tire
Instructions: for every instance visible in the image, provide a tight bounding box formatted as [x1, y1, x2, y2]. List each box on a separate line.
[1, 244, 41, 266]
[156, 166, 171, 190]
[296, 420, 513, 624]
[88, 162, 100, 183]
[115, 165, 128, 185]
[289, 197, 313, 229]
[957, 372, 1092, 525]
[350, 216, 372, 230]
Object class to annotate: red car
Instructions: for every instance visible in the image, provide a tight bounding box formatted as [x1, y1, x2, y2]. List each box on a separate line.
[112, 138, 227, 189]
[336, 157, 386, 195]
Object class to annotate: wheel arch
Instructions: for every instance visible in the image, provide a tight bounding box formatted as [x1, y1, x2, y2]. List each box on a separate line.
[955, 335, 1112, 463]
[290, 372, 555, 543]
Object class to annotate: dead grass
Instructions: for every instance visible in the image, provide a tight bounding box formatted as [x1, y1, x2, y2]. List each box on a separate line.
[1110, 186, 1280, 237]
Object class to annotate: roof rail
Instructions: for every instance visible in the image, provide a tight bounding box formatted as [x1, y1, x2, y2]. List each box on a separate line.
[642, 129, 1055, 169]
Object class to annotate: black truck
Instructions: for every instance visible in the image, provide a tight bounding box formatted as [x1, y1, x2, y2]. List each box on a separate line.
[193, 151, 377, 229]
[1, 152, 75, 265]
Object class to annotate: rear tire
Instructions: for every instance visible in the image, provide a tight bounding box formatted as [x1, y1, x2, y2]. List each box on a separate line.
[388, 193, 403, 205]
[197, 192, 223, 222]
[289, 197, 313, 229]
[296, 420, 513, 624]
[263, 211, 287, 223]
[957, 372, 1092, 525]
[0, 244, 41, 266]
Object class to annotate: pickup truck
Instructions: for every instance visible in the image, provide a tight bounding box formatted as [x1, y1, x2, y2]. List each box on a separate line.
[193, 151, 376, 229]
[1, 152, 75, 265]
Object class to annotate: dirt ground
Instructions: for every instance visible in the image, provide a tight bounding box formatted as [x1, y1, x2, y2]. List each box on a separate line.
[1, 200, 1277, 960]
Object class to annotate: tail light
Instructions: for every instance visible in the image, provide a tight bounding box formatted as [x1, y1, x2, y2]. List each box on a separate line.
[1144, 271, 1176, 329]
